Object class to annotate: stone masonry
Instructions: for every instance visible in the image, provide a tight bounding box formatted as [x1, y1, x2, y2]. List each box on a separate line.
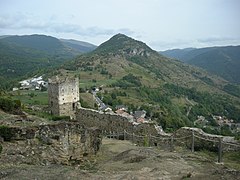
[48, 76, 79, 119]
[0, 122, 102, 165]
[76, 108, 159, 136]
[76, 108, 240, 151]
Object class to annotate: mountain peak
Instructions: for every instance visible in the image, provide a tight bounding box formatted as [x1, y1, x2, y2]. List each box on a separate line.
[111, 33, 128, 38]
[109, 33, 132, 42]
[93, 33, 154, 56]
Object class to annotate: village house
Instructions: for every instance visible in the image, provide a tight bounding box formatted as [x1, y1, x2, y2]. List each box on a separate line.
[115, 109, 134, 122]
[213, 115, 234, 127]
[133, 110, 149, 123]
[115, 108, 149, 124]
[194, 116, 209, 126]
[18, 76, 47, 90]
[115, 105, 128, 112]
[134, 110, 146, 119]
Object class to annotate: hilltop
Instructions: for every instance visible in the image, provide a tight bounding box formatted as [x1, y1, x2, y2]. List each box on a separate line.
[59, 34, 240, 131]
[160, 46, 240, 84]
[67, 34, 227, 90]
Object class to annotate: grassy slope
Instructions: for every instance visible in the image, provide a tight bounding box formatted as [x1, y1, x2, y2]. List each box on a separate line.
[6, 34, 240, 132]
[56, 34, 240, 129]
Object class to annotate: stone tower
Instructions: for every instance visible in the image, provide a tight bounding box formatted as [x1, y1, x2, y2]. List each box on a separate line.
[48, 76, 79, 119]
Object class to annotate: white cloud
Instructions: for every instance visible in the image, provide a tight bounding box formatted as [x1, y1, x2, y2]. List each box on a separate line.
[0, 13, 135, 40]
[0, 0, 239, 49]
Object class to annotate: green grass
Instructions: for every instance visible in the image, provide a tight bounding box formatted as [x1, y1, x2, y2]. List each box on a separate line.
[25, 108, 52, 120]
[197, 149, 240, 170]
[223, 151, 240, 170]
[79, 78, 117, 89]
[0, 111, 11, 120]
[80, 93, 95, 109]
[12, 90, 48, 105]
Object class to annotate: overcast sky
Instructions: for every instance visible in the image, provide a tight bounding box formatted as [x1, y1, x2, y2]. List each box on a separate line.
[0, 0, 239, 50]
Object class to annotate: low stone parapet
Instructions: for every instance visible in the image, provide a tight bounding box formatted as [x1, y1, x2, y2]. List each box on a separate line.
[0, 122, 102, 165]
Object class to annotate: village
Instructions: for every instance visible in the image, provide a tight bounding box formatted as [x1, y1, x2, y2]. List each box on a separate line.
[13, 75, 240, 133]
[13, 76, 48, 91]
[92, 88, 150, 125]
[14, 75, 151, 126]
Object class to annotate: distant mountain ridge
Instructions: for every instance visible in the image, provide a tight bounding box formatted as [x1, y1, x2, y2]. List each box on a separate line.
[60, 39, 97, 53]
[160, 46, 240, 84]
[1, 34, 97, 54]
[0, 34, 97, 89]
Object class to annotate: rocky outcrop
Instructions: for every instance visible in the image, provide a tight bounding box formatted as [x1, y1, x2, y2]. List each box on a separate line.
[0, 122, 102, 165]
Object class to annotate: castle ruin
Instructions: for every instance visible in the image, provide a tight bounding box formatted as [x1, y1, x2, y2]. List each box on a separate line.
[48, 76, 79, 119]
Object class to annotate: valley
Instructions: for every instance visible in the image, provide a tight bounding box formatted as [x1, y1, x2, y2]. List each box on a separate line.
[1, 34, 240, 136]
[1, 1, 239, 179]
[0, 33, 240, 179]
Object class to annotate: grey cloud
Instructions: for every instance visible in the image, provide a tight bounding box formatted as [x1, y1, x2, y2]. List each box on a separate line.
[0, 14, 22, 28]
[197, 37, 236, 43]
[0, 13, 134, 38]
[0, 13, 48, 29]
[150, 39, 194, 51]
[151, 37, 240, 51]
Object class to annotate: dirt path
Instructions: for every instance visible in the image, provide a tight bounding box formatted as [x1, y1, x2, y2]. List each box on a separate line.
[92, 138, 240, 179]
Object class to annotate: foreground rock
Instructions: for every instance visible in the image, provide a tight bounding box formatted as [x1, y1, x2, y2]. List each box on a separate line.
[1, 138, 239, 179]
[0, 122, 102, 165]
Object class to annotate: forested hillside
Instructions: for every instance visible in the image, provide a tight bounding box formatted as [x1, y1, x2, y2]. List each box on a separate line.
[161, 46, 240, 84]
[0, 34, 96, 89]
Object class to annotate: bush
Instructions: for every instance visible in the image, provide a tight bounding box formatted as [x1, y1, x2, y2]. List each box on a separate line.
[80, 98, 91, 108]
[0, 126, 13, 141]
[0, 144, 2, 154]
[112, 74, 142, 88]
[0, 97, 21, 113]
[51, 115, 70, 121]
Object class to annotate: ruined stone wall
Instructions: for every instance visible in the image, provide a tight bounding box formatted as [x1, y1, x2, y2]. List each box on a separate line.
[76, 108, 158, 136]
[0, 122, 101, 165]
[75, 108, 240, 151]
[174, 127, 240, 151]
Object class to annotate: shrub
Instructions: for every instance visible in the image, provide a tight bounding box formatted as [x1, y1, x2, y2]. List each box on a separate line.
[51, 115, 70, 121]
[0, 97, 21, 113]
[0, 126, 13, 141]
[80, 98, 91, 108]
